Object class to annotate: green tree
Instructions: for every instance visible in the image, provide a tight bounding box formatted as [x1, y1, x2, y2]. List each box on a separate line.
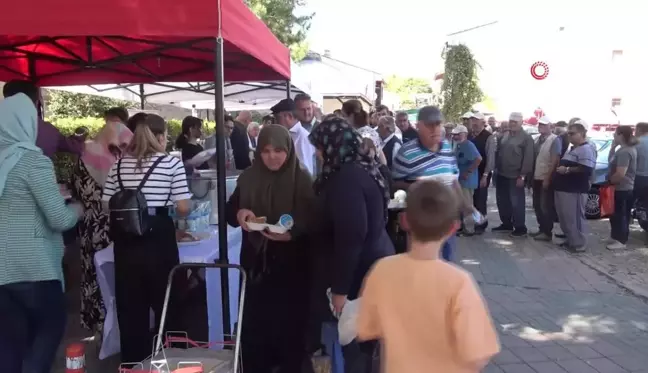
[45, 90, 134, 118]
[440, 44, 483, 122]
[385, 75, 433, 97]
[246, 0, 314, 61]
[384, 75, 438, 109]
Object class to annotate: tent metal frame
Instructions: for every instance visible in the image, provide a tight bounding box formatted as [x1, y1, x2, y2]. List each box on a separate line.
[0, 33, 292, 337]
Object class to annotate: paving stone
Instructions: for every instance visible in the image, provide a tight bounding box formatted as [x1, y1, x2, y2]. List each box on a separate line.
[589, 340, 626, 357]
[510, 347, 550, 363]
[562, 345, 603, 359]
[500, 335, 532, 348]
[556, 359, 600, 373]
[608, 355, 648, 372]
[484, 364, 506, 373]
[500, 363, 536, 373]
[585, 357, 629, 373]
[537, 345, 578, 361]
[494, 349, 523, 365]
[528, 361, 569, 373]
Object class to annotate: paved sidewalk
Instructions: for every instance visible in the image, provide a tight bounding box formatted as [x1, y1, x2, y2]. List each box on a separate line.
[471, 201, 648, 373]
[52, 196, 648, 373]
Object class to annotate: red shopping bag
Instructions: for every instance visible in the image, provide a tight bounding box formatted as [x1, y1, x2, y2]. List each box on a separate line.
[600, 185, 615, 218]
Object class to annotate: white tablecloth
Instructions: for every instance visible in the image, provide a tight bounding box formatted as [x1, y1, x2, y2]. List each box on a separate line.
[94, 226, 243, 359]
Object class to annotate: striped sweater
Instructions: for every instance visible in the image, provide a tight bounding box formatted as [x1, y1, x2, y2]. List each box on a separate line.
[0, 151, 78, 287]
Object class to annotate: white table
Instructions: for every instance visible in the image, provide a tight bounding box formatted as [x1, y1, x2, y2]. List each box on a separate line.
[94, 226, 243, 359]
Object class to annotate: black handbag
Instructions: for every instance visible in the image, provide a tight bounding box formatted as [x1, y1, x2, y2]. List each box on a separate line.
[109, 156, 165, 236]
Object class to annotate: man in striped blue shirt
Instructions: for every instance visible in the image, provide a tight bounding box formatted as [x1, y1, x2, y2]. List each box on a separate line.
[392, 106, 463, 261]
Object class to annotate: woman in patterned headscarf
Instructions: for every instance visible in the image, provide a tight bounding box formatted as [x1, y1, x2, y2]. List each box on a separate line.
[307, 117, 394, 373]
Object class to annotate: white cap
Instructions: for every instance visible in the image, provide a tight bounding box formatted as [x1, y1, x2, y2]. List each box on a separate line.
[451, 125, 469, 134]
[509, 112, 524, 122]
[574, 119, 589, 130]
[469, 112, 485, 120]
[538, 116, 552, 125]
[461, 111, 473, 119]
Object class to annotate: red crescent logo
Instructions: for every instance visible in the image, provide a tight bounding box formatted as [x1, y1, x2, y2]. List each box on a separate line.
[530, 61, 549, 80]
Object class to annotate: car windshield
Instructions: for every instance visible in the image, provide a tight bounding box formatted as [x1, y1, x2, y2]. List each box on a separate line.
[590, 139, 609, 151]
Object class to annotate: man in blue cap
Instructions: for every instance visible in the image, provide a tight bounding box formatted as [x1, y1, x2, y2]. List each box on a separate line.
[392, 106, 468, 261]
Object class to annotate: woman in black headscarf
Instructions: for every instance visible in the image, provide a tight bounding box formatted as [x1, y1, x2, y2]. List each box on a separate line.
[226, 124, 315, 373]
[308, 117, 394, 373]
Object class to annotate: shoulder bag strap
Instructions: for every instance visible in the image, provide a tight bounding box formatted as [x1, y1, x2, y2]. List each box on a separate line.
[137, 155, 166, 192]
[116, 158, 125, 191]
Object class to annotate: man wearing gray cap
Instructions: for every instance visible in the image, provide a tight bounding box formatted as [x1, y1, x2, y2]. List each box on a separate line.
[493, 112, 535, 237]
[392, 106, 462, 260]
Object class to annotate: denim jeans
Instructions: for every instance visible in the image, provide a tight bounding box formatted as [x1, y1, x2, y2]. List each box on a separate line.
[495, 175, 527, 230]
[610, 190, 634, 244]
[0, 280, 67, 373]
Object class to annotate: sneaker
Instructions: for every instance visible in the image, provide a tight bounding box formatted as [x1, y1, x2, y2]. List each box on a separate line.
[534, 233, 552, 242]
[606, 240, 627, 251]
[566, 245, 586, 253]
[459, 231, 475, 237]
[605, 237, 616, 245]
[492, 225, 514, 232]
[554, 232, 566, 239]
[510, 229, 528, 238]
[529, 231, 543, 237]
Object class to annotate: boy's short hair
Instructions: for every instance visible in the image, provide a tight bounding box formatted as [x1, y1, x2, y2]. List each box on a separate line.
[405, 180, 459, 241]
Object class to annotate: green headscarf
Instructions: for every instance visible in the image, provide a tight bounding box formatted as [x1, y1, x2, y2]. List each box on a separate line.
[237, 124, 314, 236]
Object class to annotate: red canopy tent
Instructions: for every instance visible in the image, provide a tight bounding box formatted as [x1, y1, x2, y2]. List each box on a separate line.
[0, 0, 290, 85]
[0, 0, 291, 337]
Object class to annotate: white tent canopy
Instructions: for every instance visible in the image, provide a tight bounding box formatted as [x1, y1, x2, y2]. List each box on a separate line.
[46, 61, 322, 111]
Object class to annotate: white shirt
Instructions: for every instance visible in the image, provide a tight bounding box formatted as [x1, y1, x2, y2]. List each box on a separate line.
[288, 121, 316, 175]
[381, 133, 402, 164]
[102, 153, 192, 207]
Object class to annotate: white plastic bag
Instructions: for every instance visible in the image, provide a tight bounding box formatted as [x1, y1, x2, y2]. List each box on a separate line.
[327, 288, 359, 346]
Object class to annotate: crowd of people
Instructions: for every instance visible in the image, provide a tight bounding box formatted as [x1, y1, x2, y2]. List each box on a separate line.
[1, 75, 647, 373]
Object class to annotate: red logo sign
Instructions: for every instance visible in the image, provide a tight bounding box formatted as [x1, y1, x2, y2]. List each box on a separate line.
[530, 61, 549, 80]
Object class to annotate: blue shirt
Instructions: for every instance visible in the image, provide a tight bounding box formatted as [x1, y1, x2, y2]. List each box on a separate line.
[455, 140, 481, 189]
[636, 135, 648, 177]
[392, 138, 459, 186]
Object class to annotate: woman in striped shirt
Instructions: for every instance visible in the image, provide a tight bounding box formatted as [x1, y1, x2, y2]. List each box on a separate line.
[102, 114, 192, 363]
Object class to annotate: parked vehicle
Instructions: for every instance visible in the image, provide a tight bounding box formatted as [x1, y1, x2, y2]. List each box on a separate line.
[523, 125, 540, 140]
[585, 135, 615, 219]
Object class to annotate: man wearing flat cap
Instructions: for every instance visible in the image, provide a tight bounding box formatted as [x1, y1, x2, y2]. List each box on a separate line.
[271, 98, 316, 175]
[492, 112, 535, 237]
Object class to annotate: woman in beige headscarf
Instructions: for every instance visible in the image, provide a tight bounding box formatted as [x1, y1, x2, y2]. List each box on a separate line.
[226, 124, 314, 373]
[70, 108, 132, 337]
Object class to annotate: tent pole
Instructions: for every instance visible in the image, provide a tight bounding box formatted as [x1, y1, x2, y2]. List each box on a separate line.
[286, 80, 291, 99]
[213, 36, 232, 338]
[139, 84, 145, 109]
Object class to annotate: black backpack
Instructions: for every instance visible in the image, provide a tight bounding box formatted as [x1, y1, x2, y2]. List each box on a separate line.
[109, 156, 165, 236]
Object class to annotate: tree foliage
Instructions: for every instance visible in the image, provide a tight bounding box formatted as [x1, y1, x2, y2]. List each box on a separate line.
[385, 75, 432, 97]
[385, 75, 438, 110]
[440, 44, 483, 122]
[246, 0, 314, 61]
[45, 90, 135, 118]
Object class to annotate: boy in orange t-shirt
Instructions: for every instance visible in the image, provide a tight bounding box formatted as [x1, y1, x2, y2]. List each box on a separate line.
[357, 180, 500, 373]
